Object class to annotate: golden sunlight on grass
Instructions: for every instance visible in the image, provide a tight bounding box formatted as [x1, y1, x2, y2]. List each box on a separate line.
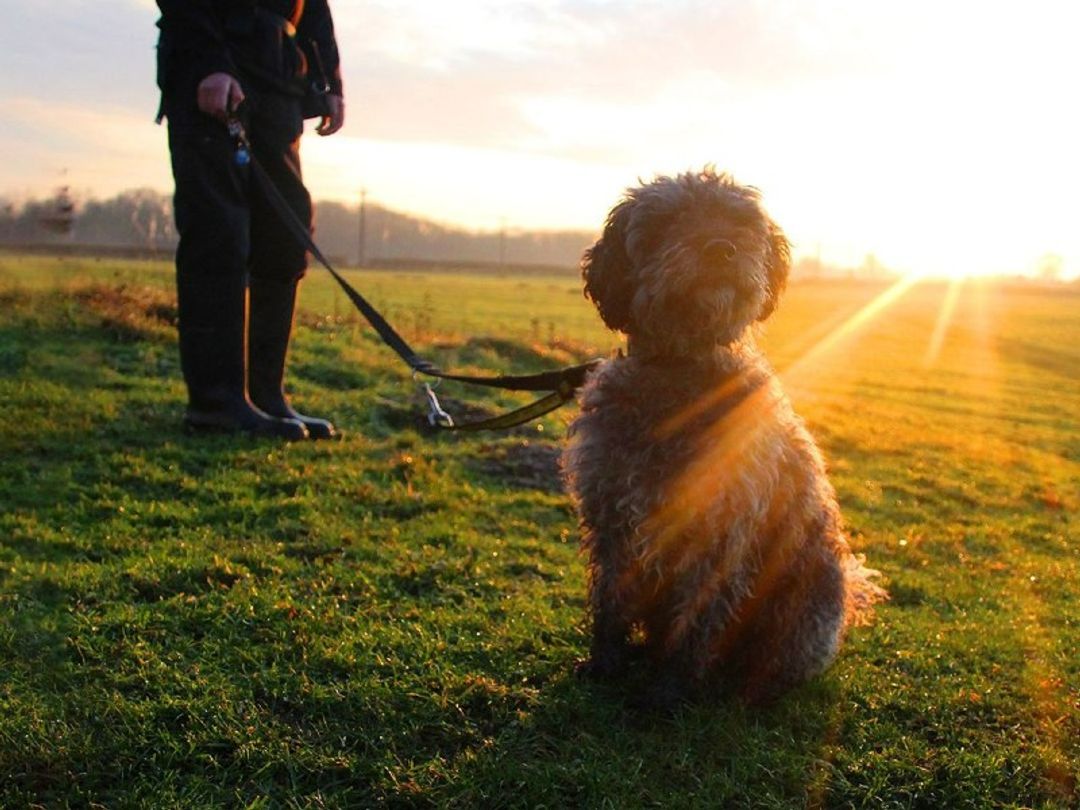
[0, 255, 1076, 806]
[779, 274, 922, 387]
[1014, 574, 1076, 802]
[922, 277, 964, 368]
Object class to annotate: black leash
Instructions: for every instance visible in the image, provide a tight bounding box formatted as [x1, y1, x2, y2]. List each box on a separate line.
[227, 114, 601, 431]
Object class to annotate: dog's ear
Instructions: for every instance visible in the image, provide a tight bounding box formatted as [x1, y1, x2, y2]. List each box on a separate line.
[582, 201, 635, 332]
[758, 220, 791, 321]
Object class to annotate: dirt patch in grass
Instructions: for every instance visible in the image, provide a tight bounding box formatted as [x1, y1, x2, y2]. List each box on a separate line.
[447, 335, 602, 370]
[74, 283, 178, 342]
[469, 439, 563, 492]
[0, 289, 33, 310]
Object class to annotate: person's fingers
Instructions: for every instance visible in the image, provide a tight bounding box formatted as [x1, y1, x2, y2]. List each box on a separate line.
[227, 80, 246, 115]
[196, 73, 243, 120]
[196, 82, 219, 118]
[316, 97, 344, 136]
[213, 86, 228, 118]
[317, 116, 341, 136]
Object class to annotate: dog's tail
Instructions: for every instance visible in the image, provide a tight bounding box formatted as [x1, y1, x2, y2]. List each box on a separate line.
[843, 554, 888, 627]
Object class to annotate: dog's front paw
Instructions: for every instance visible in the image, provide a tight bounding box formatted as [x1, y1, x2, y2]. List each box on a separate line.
[575, 656, 615, 681]
[575, 649, 627, 681]
[627, 669, 694, 715]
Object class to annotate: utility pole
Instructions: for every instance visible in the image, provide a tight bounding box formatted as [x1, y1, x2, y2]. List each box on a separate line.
[498, 216, 507, 270]
[357, 188, 367, 268]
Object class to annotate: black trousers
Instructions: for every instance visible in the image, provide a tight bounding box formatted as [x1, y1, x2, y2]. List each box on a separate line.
[166, 90, 311, 287]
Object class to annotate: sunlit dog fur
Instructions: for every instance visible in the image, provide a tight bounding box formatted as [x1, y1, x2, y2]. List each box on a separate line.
[562, 168, 886, 708]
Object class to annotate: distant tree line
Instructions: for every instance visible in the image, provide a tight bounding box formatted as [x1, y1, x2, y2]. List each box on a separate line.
[11, 188, 1012, 280]
[1, 189, 176, 251]
[0, 187, 595, 271]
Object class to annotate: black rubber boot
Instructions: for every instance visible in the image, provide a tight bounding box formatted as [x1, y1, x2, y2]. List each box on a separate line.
[178, 272, 309, 440]
[248, 276, 338, 440]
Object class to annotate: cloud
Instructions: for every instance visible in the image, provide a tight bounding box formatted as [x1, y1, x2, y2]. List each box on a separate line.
[2, 0, 159, 114]
[0, 97, 170, 199]
[336, 0, 899, 152]
[339, 0, 1078, 168]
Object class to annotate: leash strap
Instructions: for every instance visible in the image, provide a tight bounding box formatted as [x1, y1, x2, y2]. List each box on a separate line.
[450, 389, 572, 431]
[421, 381, 575, 431]
[233, 118, 599, 429]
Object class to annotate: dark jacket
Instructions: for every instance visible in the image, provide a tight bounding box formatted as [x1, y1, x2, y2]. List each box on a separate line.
[155, 0, 343, 100]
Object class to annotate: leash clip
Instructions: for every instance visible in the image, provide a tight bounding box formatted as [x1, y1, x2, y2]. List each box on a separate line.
[420, 381, 454, 429]
[226, 110, 250, 167]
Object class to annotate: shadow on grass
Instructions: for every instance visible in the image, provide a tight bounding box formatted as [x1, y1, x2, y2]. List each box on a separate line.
[995, 335, 1080, 381]
[388, 670, 843, 806]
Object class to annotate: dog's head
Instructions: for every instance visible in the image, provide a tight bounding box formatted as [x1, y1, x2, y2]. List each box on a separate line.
[582, 168, 790, 353]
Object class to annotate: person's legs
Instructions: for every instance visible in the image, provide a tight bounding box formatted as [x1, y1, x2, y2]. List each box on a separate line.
[246, 95, 337, 439]
[168, 102, 308, 439]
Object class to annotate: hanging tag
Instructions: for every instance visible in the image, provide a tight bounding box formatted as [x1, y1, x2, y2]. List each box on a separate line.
[422, 382, 454, 428]
[227, 116, 251, 167]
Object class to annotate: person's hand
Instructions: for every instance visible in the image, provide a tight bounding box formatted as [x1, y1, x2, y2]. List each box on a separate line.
[316, 94, 345, 136]
[197, 72, 245, 121]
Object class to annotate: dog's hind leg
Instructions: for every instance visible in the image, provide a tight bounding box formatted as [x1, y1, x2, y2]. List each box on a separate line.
[734, 549, 845, 705]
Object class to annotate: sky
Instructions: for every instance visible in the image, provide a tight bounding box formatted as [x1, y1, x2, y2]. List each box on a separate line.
[1, 0, 1078, 277]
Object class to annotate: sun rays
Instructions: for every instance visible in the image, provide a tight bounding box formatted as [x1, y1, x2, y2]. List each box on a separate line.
[922, 277, 964, 368]
[642, 378, 785, 567]
[778, 274, 922, 387]
[768, 273, 1008, 388]
[645, 273, 1005, 569]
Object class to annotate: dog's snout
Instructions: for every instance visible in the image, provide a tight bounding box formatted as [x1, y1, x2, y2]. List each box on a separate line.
[702, 239, 738, 265]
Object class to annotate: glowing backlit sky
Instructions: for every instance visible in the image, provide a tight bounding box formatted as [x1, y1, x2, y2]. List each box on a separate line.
[1, 0, 1077, 277]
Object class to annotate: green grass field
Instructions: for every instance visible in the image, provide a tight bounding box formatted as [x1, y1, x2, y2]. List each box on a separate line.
[0, 253, 1077, 808]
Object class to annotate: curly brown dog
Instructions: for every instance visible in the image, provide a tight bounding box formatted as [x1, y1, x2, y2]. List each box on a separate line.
[562, 168, 885, 708]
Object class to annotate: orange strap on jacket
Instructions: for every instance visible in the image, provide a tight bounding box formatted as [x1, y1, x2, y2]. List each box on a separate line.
[290, 0, 305, 28]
